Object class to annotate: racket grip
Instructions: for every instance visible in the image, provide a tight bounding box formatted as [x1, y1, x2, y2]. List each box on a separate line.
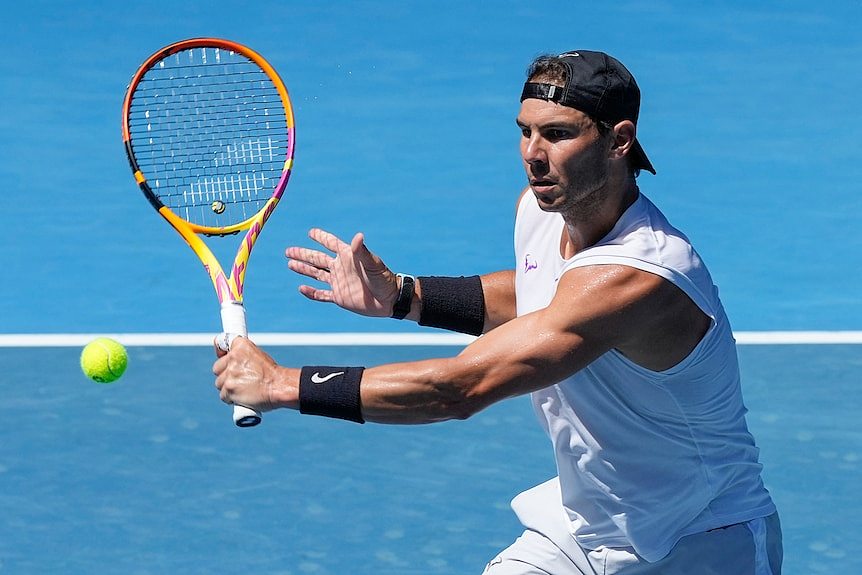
[233, 405, 263, 428]
[220, 301, 263, 428]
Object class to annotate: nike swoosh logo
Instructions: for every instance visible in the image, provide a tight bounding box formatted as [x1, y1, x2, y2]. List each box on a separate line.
[311, 371, 344, 384]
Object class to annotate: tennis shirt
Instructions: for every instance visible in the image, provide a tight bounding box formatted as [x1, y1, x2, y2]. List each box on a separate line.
[513, 191, 777, 562]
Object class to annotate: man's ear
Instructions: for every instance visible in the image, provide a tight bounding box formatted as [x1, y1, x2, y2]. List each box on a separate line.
[610, 120, 636, 160]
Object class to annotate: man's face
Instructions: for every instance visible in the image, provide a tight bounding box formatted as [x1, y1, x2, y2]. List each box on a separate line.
[516, 97, 611, 214]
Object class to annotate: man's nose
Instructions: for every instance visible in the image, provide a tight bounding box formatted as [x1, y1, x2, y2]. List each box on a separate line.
[522, 135, 547, 167]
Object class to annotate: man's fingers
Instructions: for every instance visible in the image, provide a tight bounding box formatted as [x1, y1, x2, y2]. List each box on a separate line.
[213, 336, 227, 358]
[299, 285, 334, 302]
[309, 228, 347, 253]
[286, 246, 334, 270]
[213, 351, 228, 373]
[288, 259, 332, 283]
[350, 232, 366, 254]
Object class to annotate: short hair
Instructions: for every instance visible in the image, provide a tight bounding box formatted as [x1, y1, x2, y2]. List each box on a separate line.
[526, 54, 568, 86]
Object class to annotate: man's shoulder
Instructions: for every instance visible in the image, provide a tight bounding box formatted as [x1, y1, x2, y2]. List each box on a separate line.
[552, 263, 712, 371]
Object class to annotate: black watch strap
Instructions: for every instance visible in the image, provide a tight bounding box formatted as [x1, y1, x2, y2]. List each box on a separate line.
[391, 273, 415, 319]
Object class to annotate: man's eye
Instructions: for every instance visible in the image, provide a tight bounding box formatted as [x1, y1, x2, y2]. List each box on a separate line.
[547, 129, 570, 140]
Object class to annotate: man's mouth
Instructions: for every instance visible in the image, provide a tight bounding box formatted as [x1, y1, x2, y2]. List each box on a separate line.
[530, 180, 556, 193]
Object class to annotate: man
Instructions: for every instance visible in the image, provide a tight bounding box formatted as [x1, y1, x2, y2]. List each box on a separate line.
[213, 50, 782, 574]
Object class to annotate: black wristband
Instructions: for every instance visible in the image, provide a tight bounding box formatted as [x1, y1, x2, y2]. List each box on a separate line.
[391, 273, 415, 319]
[299, 366, 365, 423]
[417, 275, 486, 336]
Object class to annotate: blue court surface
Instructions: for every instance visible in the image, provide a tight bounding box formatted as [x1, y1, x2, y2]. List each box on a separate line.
[0, 344, 860, 574]
[1, 1, 861, 574]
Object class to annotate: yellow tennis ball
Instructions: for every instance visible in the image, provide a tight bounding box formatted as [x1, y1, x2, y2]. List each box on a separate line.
[80, 338, 128, 383]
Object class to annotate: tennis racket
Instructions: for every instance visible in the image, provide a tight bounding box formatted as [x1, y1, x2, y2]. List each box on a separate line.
[121, 38, 295, 427]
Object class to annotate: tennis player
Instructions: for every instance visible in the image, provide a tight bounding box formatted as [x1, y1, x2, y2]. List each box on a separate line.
[213, 50, 782, 574]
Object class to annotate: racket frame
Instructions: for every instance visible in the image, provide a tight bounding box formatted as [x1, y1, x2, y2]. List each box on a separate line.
[121, 38, 296, 426]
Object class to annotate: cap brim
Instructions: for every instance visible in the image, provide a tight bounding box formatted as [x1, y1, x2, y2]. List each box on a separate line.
[631, 138, 655, 175]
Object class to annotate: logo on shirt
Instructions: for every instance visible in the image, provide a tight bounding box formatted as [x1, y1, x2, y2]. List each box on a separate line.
[524, 254, 538, 273]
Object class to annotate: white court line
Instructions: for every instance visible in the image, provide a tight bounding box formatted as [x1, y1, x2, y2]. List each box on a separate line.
[0, 332, 861, 347]
[734, 331, 862, 344]
[0, 333, 475, 347]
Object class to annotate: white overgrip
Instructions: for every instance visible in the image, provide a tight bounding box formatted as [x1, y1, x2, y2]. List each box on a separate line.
[220, 300, 248, 339]
[219, 301, 262, 427]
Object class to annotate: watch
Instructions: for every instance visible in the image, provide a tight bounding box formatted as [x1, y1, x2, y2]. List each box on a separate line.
[391, 273, 415, 319]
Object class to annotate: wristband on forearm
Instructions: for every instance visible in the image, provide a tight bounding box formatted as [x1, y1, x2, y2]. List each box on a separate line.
[417, 275, 486, 336]
[299, 366, 366, 423]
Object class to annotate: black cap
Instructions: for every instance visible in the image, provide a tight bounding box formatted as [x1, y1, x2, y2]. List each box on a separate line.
[521, 50, 655, 175]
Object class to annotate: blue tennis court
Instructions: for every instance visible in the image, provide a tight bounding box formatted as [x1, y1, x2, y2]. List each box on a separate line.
[0, 344, 859, 573]
[1, 1, 860, 574]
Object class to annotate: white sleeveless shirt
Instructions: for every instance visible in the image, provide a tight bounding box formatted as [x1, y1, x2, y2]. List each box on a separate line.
[514, 191, 776, 562]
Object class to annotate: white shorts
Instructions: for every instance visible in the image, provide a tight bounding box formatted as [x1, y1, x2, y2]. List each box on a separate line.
[482, 480, 782, 575]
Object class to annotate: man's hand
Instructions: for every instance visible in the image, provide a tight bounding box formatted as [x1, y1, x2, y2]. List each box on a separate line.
[213, 336, 297, 412]
[285, 228, 400, 317]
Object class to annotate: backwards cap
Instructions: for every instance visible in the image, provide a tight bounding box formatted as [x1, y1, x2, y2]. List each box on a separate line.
[521, 50, 655, 175]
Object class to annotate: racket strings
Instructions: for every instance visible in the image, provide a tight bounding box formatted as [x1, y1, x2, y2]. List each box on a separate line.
[128, 48, 290, 228]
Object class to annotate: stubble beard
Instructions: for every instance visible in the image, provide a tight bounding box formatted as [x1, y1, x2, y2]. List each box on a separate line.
[542, 127, 612, 221]
[550, 155, 611, 224]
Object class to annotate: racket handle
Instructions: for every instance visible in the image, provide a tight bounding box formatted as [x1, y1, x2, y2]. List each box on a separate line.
[233, 404, 263, 428]
[220, 301, 263, 428]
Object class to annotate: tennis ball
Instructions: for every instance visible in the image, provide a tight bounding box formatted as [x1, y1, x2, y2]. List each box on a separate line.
[80, 338, 128, 383]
